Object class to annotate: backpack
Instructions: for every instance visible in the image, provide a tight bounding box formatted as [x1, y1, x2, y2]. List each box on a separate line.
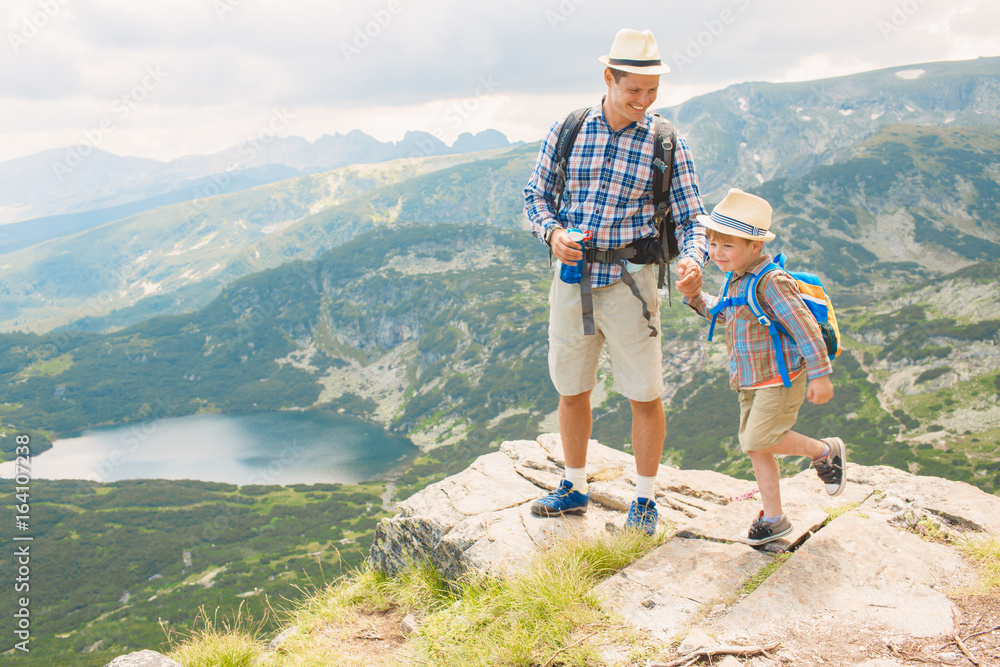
[551, 107, 678, 289]
[707, 252, 842, 388]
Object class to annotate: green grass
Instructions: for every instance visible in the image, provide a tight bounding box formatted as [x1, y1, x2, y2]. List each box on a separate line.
[167, 604, 268, 667]
[957, 535, 1000, 592]
[170, 530, 665, 667]
[741, 553, 792, 595]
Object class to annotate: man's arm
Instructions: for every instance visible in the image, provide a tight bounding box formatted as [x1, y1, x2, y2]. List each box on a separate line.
[523, 119, 566, 245]
[669, 135, 709, 268]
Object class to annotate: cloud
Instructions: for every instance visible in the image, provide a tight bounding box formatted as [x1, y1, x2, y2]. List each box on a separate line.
[1, 0, 998, 161]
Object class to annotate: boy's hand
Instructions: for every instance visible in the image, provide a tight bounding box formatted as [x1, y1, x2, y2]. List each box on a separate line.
[675, 258, 702, 297]
[807, 375, 834, 405]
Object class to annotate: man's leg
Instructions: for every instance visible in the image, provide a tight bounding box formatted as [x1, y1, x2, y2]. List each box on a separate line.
[558, 390, 593, 469]
[629, 398, 665, 477]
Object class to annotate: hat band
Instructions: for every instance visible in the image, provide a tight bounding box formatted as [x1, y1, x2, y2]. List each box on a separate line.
[608, 57, 663, 68]
[711, 210, 769, 237]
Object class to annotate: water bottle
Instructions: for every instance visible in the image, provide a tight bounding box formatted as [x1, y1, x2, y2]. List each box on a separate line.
[559, 228, 586, 284]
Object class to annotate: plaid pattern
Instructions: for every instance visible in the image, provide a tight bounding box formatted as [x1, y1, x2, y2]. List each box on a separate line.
[524, 104, 708, 288]
[686, 255, 833, 389]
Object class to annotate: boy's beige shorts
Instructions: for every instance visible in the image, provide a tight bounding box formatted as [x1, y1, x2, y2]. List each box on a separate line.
[737, 370, 808, 451]
[547, 263, 664, 402]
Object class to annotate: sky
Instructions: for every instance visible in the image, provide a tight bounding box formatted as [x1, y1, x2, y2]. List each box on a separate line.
[2, 0, 999, 164]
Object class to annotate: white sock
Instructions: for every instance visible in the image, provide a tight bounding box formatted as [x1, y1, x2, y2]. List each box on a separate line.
[813, 443, 831, 460]
[634, 474, 657, 503]
[564, 466, 588, 493]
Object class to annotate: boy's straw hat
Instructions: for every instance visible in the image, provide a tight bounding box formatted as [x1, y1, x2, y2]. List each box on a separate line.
[599, 29, 671, 75]
[698, 188, 776, 242]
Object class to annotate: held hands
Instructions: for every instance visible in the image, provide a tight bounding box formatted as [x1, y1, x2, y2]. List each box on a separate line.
[675, 258, 703, 297]
[807, 375, 834, 405]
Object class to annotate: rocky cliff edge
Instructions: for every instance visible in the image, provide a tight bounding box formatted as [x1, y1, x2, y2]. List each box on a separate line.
[368, 434, 1000, 665]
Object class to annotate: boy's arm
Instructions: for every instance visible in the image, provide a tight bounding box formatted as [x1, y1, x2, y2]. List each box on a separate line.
[683, 291, 719, 321]
[760, 273, 832, 380]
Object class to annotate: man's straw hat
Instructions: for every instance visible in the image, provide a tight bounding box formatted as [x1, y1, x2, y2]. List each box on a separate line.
[598, 29, 671, 76]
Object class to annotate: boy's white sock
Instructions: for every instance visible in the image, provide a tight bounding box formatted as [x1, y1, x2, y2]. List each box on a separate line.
[634, 474, 657, 503]
[564, 466, 588, 493]
[813, 443, 831, 460]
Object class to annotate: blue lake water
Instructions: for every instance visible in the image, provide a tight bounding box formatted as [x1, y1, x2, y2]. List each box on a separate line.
[0, 410, 418, 485]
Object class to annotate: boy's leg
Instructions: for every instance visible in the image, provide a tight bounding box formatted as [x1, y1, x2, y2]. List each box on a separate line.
[748, 450, 782, 517]
[757, 430, 825, 459]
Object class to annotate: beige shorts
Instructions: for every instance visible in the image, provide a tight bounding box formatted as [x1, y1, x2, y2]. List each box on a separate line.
[737, 371, 807, 452]
[548, 263, 664, 402]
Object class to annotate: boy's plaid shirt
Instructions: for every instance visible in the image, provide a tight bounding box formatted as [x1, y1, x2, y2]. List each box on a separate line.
[523, 104, 708, 288]
[685, 255, 833, 389]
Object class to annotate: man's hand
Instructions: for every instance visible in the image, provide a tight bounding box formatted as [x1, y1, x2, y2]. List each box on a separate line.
[549, 228, 584, 265]
[675, 258, 702, 297]
[807, 375, 834, 405]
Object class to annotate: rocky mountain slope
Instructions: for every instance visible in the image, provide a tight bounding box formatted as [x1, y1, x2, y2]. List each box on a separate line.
[0, 129, 515, 224]
[365, 434, 1000, 666]
[661, 56, 1000, 200]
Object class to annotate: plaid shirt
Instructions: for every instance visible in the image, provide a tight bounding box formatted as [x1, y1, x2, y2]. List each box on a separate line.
[685, 255, 833, 389]
[524, 104, 708, 288]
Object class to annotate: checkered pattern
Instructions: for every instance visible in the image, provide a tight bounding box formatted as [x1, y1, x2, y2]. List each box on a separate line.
[524, 104, 708, 288]
[686, 255, 833, 389]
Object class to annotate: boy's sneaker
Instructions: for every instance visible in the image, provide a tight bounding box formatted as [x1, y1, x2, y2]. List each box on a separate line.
[530, 479, 589, 517]
[813, 437, 847, 496]
[625, 498, 658, 535]
[745, 511, 793, 546]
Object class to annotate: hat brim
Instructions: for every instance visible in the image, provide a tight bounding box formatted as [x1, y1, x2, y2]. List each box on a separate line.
[599, 55, 671, 75]
[698, 214, 776, 242]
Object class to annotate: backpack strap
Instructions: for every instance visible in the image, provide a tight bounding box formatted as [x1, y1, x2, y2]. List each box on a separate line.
[651, 114, 678, 290]
[707, 271, 735, 342]
[745, 262, 793, 388]
[553, 107, 590, 213]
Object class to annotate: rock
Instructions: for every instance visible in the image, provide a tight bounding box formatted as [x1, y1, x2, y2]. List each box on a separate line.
[677, 465, 873, 551]
[677, 627, 714, 653]
[268, 626, 298, 651]
[711, 514, 969, 641]
[401, 613, 420, 634]
[936, 652, 961, 664]
[104, 650, 183, 667]
[369, 435, 752, 579]
[595, 538, 770, 640]
[849, 464, 1000, 534]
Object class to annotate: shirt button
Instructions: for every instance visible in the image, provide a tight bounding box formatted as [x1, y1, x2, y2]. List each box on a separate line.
[606, 158, 612, 164]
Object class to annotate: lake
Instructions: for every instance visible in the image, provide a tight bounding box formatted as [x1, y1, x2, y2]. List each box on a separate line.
[0, 410, 418, 485]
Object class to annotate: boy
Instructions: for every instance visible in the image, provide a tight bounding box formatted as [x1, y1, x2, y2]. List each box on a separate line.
[680, 188, 846, 545]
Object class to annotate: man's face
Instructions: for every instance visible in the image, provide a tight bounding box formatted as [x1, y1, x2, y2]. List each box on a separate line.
[604, 70, 659, 129]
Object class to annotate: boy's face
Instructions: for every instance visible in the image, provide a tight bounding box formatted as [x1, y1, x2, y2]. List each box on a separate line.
[708, 235, 764, 275]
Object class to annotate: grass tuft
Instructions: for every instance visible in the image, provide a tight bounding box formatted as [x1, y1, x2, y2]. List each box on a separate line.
[167, 603, 267, 667]
[957, 534, 1000, 592]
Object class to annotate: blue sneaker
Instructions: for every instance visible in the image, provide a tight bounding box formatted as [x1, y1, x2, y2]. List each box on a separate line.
[530, 479, 589, 517]
[626, 498, 658, 535]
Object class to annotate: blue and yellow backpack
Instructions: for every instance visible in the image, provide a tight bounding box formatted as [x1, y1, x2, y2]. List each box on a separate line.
[707, 253, 841, 387]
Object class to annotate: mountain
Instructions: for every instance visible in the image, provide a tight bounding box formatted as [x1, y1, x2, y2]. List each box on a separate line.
[0, 129, 518, 225]
[659, 56, 1000, 200]
[0, 146, 531, 333]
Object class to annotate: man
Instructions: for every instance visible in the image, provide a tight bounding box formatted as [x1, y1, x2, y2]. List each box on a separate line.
[523, 28, 708, 534]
